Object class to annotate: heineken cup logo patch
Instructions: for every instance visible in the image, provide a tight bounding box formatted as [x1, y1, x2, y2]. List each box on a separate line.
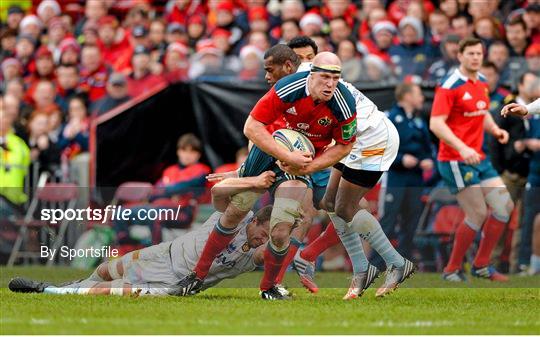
[341, 119, 356, 140]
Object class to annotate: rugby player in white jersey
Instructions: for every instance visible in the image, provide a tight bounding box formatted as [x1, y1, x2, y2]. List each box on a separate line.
[8, 171, 276, 296]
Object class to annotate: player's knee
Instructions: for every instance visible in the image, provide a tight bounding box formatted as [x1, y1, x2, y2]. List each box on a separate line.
[270, 197, 300, 228]
[472, 207, 488, 226]
[270, 225, 291, 249]
[485, 189, 513, 222]
[335, 202, 354, 223]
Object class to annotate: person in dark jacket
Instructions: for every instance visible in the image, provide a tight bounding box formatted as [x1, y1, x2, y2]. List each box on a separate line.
[90, 73, 131, 116]
[379, 83, 434, 261]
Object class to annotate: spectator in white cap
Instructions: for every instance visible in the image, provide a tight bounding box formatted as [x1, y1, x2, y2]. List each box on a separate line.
[357, 20, 396, 65]
[280, 0, 305, 22]
[37, 0, 61, 26]
[299, 12, 324, 36]
[19, 15, 43, 40]
[164, 42, 190, 82]
[238, 45, 264, 81]
[389, 16, 435, 80]
[1, 58, 22, 82]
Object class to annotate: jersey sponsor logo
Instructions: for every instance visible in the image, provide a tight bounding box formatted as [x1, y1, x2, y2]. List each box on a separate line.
[318, 116, 332, 126]
[297, 123, 310, 130]
[341, 119, 357, 140]
[286, 107, 297, 115]
[476, 101, 487, 109]
[394, 115, 404, 123]
[242, 242, 250, 252]
[463, 92, 472, 100]
[463, 110, 488, 117]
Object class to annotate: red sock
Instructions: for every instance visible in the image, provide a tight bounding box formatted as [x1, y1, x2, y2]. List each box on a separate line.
[260, 245, 288, 291]
[193, 227, 235, 279]
[275, 244, 299, 284]
[444, 221, 477, 273]
[300, 222, 341, 262]
[498, 228, 513, 264]
[474, 216, 506, 267]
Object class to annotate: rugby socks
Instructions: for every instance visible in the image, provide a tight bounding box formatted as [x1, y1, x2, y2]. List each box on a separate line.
[348, 210, 404, 268]
[43, 280, 96, 295]
[530, 255, 540, 274]
[474, 216, 506, 268]
[444, 220, 478, 273]
[260, 244, 289, 291]
[193, 220, 237, 279]
[329, 213, 369, 273]
[300, 222, 340, 262]
[275, 238, 302, 284]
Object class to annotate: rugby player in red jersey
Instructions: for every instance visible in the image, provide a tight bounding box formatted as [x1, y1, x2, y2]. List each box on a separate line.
[430, 37, 513, 282]
[177, 52, 358, 299]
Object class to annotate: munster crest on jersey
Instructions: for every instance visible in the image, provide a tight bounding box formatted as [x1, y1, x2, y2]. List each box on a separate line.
[242, 242, 250, 252]
[318, 116, 331, 126]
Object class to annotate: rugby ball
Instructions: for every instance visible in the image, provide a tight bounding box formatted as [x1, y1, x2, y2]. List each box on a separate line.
[272, 128, 315, 157]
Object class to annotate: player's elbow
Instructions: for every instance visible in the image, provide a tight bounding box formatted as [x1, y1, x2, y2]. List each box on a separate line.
[429, 118, 440, 134]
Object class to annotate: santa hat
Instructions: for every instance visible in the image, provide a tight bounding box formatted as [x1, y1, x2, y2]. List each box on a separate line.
[240, 45, 264, 60]
[299, 13, 324, 31]
[20, 15, 43, 31]
[37, 0, 61, 18]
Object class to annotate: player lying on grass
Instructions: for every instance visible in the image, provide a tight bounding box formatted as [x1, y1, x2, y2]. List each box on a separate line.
[8, 172, 276, 296]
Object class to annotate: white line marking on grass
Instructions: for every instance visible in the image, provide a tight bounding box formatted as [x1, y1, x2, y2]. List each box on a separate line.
[30, 318, 50, 325]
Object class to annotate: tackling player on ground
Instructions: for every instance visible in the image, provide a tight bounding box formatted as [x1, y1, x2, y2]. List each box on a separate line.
[8, 172, 276, 296]
[430, 37, 513, 282]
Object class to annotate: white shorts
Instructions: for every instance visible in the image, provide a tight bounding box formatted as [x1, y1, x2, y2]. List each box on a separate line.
[121, 242, 181, 296]
[339, 116, 399, 172]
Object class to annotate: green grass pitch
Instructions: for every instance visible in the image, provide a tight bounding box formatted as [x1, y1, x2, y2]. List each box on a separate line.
[1, 267, 539, 334]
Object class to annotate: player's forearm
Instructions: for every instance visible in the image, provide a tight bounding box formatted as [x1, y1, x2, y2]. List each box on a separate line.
[308, 142, 353, 173]
[430, 118, 468, 152]
[526, 98, 540, 115]
[483, 112, 500, 135]
[244, 117, 290, 162]
[211, 177, 259, 199]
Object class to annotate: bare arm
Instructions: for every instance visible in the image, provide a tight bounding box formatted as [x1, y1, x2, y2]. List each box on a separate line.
[430, 115, 481, 165]
[484, 111, 509, 144]
[211, 171, 275, 212]
[253, 244, 266, 266]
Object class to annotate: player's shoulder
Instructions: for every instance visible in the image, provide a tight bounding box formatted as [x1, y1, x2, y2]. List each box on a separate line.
[439, 69, 467, 90]
[274, 71, 309, 102]
[327, 82, 356, 121]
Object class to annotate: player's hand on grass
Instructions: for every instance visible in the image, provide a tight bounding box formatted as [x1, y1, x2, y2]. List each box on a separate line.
[459, 146, 481, 165]
[501, 103, 528, 117]
[492, 127, 509, 144]
[206, 169, 239, 182]
[419, 158, 434, 171]
[402, 154, 419, 168]
[254, 171, 276, 189]
[285, 150, 313, 169]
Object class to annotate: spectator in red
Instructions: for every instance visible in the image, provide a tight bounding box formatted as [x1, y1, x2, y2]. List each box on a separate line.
[1, 29, 18, 59]
[90, 73, 131, 116]
[299, 12, 324, 37]
[36, 0, 61, 26]
[166, 0, 206, 27]
[357, 7, 388, 41]
[321, 0, 357, 24]
[5, 5, 25, 31]
[213, 1, 244, 52]
[30, 80, 57, 112]
[358, 20, 397, 65]
[153, 133, 211, 201]
[166, 23, 189, 46]
[55, 64, 80, 114]
[25, 46, 56, 103]
[74, 0, 108, 37]
[247, 6, 269, 33]
[1, 58, 22, 83]
[187, 14, 206, 49]
[15, 35, 37, 77]
[123, 6, 151, 32]
[451, 14, 474, 39]
[524, 4, 540, 43]
[189, 40, 234, 79]
[388, 0, 434, 25]
[149, 19, 168, 63]
[97, 15, 132, 73]
[238, 45, 264, 81]
[428, 9, 451, 45]
[164, 42, 189, 83]
[474, 16, 502, 48]
[126, 45, 166, 98]
[467, 0, 499, 22]
[79, 45, 109, 103]
[19, 15, 43, 41]
[280, 19, 301, 44]
[328, 17, 353, 50]
[81, 20, 100, 46]
[212, 29, 241, 71]
[526, 43, 540, 75]
[46, 17, 69, 57]
[58, 37, 80, 65]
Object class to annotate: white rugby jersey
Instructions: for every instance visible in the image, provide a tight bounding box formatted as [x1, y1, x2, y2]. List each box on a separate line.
[297, 62, 385, 132]
[169, 211, 259, 290]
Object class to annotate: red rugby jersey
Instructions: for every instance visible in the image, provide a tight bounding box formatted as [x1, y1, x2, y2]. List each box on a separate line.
[431, 68, 490, 161]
